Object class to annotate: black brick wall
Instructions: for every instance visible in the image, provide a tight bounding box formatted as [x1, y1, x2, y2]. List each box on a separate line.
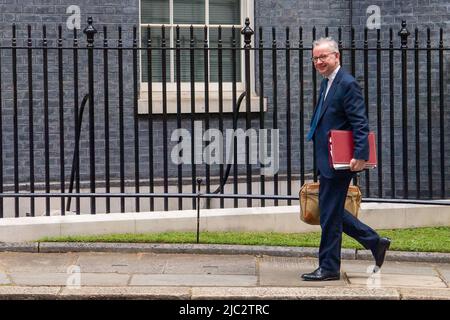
[0, 0, 448, 200]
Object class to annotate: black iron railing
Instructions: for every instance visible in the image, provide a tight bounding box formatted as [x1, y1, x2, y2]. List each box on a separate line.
[0, 17, 448, 218]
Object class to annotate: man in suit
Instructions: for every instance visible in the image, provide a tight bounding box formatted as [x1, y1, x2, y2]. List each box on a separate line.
[302, 37, 391, 281]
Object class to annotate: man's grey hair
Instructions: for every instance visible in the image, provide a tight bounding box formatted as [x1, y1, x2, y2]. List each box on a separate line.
[313, 37, 339, 53]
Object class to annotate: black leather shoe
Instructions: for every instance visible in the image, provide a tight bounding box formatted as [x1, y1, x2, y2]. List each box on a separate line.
[374, 237, 391, 270]
[301, 268, 340, 281]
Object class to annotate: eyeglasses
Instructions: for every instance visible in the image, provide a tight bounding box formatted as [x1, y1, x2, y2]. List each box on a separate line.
[311, 52, 337, 63]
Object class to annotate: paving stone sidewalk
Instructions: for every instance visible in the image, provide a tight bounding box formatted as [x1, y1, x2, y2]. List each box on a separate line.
[0, 250, 449, 300]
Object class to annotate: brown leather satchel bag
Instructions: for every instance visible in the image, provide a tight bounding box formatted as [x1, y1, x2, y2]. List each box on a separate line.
[299, 182, 362, 225]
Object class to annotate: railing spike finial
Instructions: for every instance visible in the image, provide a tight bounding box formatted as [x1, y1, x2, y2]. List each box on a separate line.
[398, 20, 410, 48]
[241, 17, 254, 47]
[83, 16, 97, 47]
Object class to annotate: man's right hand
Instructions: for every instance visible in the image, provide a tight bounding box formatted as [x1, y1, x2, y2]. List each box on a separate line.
[349, 159, 366, 171]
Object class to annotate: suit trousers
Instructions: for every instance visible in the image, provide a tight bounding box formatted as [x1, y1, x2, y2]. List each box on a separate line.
[318, 174, 380, 273]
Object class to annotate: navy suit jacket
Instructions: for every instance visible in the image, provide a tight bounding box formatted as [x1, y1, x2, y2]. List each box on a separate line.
[312, 67, 370, 179]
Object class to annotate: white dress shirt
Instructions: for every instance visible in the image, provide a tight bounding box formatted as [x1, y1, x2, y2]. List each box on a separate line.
[325, 65, 341, 99]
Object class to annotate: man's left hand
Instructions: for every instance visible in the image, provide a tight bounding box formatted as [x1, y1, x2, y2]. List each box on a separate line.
[349, 159, 366, 171]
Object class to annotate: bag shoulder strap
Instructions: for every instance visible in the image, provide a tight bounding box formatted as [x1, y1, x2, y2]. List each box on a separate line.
[353, 173, 360, 187]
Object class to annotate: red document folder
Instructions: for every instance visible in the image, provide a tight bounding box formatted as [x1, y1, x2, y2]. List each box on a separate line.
[328, 130, 377, 170]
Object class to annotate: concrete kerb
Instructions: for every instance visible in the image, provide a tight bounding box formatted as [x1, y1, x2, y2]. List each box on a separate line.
[2, 286, 450, 300]
[0, 242, 38, 253]
[0, 242, 449, 263]
[356, 249, 450, 264]
[0, 286, 403, 300]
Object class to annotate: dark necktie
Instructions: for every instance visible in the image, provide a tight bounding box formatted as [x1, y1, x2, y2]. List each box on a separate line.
[306, 78, 329, 141]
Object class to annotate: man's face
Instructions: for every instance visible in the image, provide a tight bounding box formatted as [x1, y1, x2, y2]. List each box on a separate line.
[312, 43, 340, 77]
